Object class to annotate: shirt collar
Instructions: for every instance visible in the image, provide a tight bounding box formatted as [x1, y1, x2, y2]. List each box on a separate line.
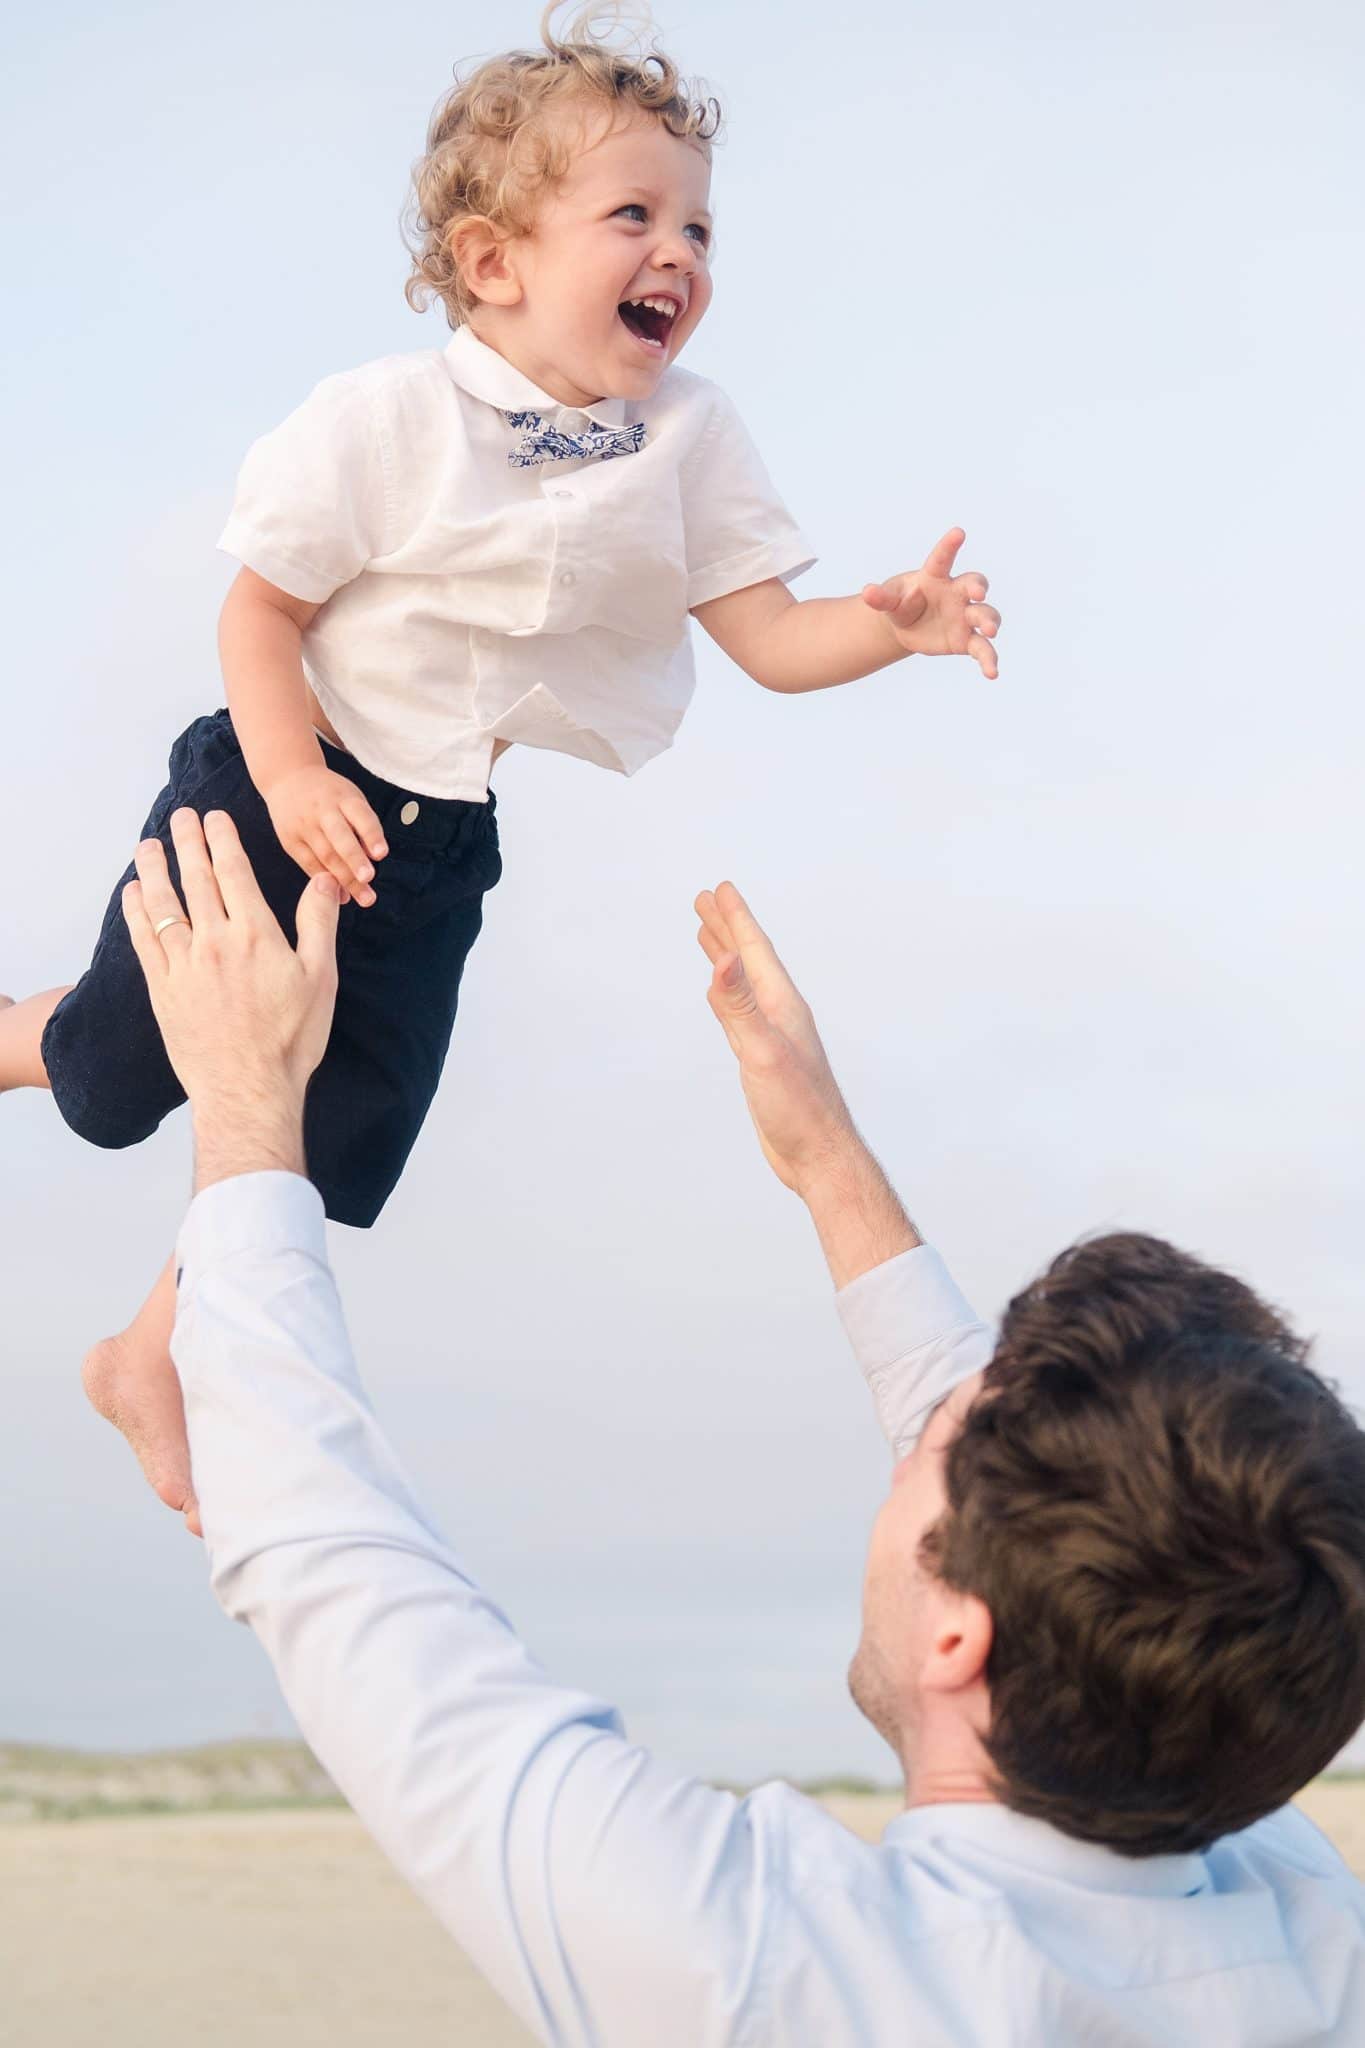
[444, 324, 627, 429]
[884, 1800, 1210, 1898]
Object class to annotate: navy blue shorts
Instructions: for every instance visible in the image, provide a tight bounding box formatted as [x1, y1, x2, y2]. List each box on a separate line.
[43, 709, 501, 1228]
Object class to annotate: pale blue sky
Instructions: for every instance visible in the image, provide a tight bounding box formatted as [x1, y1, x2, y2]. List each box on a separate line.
[2, 0, 1362, 1781]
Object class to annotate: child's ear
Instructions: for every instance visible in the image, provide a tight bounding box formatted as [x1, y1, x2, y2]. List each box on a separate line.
[449, 217, 523, 309]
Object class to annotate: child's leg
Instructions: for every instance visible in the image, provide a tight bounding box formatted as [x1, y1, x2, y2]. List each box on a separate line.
[0, 986, 71, 1090]
[82, 1256, 202, 1538]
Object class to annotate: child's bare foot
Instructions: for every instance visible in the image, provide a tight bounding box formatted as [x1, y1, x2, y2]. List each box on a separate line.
[82, 1328, 203, 1539]
[83, 1330, 202, 1536]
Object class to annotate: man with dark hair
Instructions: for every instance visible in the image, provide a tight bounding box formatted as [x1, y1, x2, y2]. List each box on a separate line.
[907, 1230, 1365, 1857]
[119, 810, 1365, 2045]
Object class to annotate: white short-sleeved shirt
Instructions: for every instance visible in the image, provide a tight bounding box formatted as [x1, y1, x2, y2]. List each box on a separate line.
[218, 327, 816, 800]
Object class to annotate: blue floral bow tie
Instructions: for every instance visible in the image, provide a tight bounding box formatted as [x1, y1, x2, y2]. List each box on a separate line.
[502, 408, 646, 469]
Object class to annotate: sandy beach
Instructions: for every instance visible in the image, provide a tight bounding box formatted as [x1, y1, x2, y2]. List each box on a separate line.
[3, 1782, 1363, 2047]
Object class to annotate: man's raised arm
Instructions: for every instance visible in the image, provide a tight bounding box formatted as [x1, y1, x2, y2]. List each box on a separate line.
[695, 883, 995, 1455]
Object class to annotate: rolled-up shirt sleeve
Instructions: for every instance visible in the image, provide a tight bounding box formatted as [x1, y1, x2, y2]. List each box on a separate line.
[836, 1246, 997, 1458]
[173, 1173, 775, 2047]
[217, 372, 390, 604]
[680, 387, 816, 610]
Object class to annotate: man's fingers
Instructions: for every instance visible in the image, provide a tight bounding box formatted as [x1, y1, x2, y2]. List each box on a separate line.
[704, 983, 742, 1056]
[133, 838, 192, 952]
[708, 952, 763, 1028]
[340, 791, 388, 864]
[694, 889, 736, 957]
[202, 811, 279, 927]
[706, 881, 801, 1009]
[294, 871, 343, 982]
[713, 882, 783, 968]
[921, 527, 966, 581]
[706, 954, 766, 1055]
[169, 808, 227, 929]
[121, 879, 169, 988]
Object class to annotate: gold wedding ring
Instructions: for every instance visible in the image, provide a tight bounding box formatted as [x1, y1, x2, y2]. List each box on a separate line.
[153, 915, 190, 939]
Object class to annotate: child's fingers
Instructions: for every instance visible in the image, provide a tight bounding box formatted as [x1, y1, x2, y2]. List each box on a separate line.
[866, 578, 928, 626]
[292, 832, 352, 905]
[340, 791, 388, 863]
[921, 528, 966, 581]
[965, 602, 1001, 638]
[863, 579, 923, 618]
[120, 879, 169, 987]
[308, 833, 362, 903]
[319, 811, 377, 905]
[969, 631, 999, 679]
[955, 570, 990, 603]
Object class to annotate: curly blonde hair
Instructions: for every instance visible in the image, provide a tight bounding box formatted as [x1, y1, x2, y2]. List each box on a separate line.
[403, 3, 722, 330]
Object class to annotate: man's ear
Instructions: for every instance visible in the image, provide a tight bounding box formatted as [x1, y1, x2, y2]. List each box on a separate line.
[449, 217, 523, 309]
[921, 1591, 992, 1696]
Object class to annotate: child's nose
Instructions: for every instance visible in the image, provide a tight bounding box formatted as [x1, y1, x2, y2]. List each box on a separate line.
[655, 233, 698, 274]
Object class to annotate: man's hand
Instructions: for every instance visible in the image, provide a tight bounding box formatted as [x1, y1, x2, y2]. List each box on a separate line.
[695, 882, 856, 1193]
[861, 529, 1001, 679]
[696, 883, 920, 1286]
[263, 763, 388, 908]
[122, 808, 341, 1189]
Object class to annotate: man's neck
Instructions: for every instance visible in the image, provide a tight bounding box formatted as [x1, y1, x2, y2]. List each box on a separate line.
[904, 1761, 998, 1809]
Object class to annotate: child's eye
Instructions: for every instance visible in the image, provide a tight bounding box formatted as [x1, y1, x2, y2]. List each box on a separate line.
[684, 223, 711, 246]
[615, 204, 648, 223]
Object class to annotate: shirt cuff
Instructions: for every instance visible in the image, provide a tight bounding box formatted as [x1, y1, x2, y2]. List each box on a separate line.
[687, 536, 817, 611]
[216, 520, 342, 606]
[176, 1171, 327, 1283]
[836, 1244, 996, 1455]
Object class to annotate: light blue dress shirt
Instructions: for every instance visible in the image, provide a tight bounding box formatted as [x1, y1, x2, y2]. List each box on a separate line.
[174, 1172, 1365, 2046]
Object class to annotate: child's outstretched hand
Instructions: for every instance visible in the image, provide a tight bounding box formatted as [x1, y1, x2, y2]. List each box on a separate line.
[264, 764, 389, 908]
[861, 529, 1001, 679]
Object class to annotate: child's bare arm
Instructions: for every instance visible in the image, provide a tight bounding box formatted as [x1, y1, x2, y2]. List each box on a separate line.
[692, 529, 1000, 695]
[219, 568, 387, 905]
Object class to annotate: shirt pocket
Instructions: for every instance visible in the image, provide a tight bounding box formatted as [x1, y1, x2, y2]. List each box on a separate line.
[571, 455, 689, 644]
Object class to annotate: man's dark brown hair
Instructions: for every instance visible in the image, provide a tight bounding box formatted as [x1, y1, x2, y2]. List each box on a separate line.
[922, 1232, 1365, 1856]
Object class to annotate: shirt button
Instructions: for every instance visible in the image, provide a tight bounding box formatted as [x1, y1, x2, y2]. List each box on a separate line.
[400, 800, 420, 826]
[559, 570, 576, 588]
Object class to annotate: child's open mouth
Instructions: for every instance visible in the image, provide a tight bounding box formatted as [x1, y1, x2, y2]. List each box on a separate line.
[618, 295, 680, 354]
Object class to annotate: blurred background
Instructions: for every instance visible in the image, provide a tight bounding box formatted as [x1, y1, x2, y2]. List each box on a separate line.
[2, 0, 1362, 1793]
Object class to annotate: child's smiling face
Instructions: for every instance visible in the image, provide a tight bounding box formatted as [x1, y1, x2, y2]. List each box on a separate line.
[467, 111, 715, 408]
